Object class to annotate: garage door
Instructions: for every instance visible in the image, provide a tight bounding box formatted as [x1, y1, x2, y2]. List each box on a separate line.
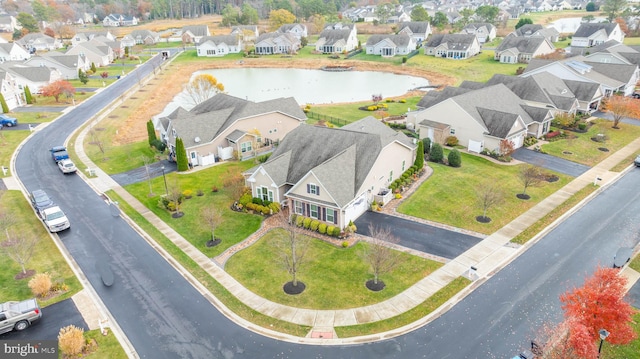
[345, 193, 368, 224]
[468, 140, 483, 153]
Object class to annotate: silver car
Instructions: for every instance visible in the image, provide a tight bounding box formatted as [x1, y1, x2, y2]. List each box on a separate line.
[58, 159, 77, 174]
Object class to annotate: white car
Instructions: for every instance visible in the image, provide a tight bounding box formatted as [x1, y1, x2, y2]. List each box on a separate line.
[41, 206, 70, 232]
[57, 159, 77, 174]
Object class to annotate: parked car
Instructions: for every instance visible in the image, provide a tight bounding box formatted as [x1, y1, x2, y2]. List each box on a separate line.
[50, 146, 69, 163]
[0, 298, 42, 334]
[41, 206, 70, 232]
[57, 159, 77, 174]
[0, 114, 17, 127]
[635, 155, 640, 167]
[29, 189, 54, 216]
[632, 92, 640, 99]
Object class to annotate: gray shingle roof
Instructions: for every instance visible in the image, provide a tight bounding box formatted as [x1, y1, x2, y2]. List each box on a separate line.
[424, 33, 476, 50]
[365, 34, 411, 47]
[39, 53, 80, 68]
[463, 22, 495, 32]
[182, 25, 209, 37]
[198, 35, 239, 46]
[584, 60, 637, 84]
[573, 23, 618, 38]
[317, 28, 351, 45]
[0, 65, 53, 82]
[476, 108, 519, 138]
[417, 86, 473, 108]
[496, 36, 549, 54]
[397, 21, 430, 35]
[515, 24, 544, 36]
[563, 79, 600, 101]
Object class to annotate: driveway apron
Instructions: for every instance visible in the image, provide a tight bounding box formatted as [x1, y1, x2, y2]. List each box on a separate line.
[512, 148, 590, 177]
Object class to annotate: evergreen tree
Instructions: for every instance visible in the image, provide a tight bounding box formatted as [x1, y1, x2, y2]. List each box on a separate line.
[430, 143, 444, 163]
[0, 94, 9, 113]
[147, 120, 157, 146]
[414, 141, 424, 169]
[91, 62, 96, 73]
[515, 18, 533, 30]
[448, 149, 462, 167]
[422, 137, 431, 154]
[175, 137, 189, 172]
[78, 69, 88, 85]
[24, 86, 33, 105]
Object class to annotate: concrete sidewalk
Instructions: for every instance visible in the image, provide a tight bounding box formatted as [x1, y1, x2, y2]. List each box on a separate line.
[67, 122, 640, 343]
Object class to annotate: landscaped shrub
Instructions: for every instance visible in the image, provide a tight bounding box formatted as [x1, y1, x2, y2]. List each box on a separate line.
[252, 197, 264, 206]
[261, 206, 270, 215]
[310, 220, 320, 231]
[327, 225, 336, 236]
[245, 202, 257, 211]
[422, 137, 431, 154]
[333, 226, 342, 237]
[239, 193, 252, 207]
[448, 149, 462, 167]
[303, 217, 312, 229]
[578, 122, 587, 131]
[268, 202, 281, 214]
[367, 106, 377, 111]
[182, 189, 193, 198]
[430, 143, 444, 163]
[150, 139, 166, 152]
[318, 223, 327, 234]
[296, 215, 305, 227]
[29, 272, 52, 298]
[257, 153, 272, 163]
[545, 131, 561, 140]
[445, 136, 459, 147]
[342, 241, 349, 248]
[523, 136, 538, 147]
[58, 325, 85, 357]
[400, 99, 406, 103]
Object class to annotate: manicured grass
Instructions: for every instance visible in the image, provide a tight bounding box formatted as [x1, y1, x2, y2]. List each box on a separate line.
[106, 190, 312, 337]
[398, 152, 571, 235]
[226, 228, 443, 309]
[601, 312, 640, 359]
[85, 140, 160, 175]
[610, 151, 640, 173]
[335, 276, 471, 338]
[11, 111, 60, 124]
[32, 91, 93, 107]
[624, 37, 640, 46]
[629, 252, 640, 273]
[0, 191, 82, 307]
[404, 50, 522, 85]
[542, 120, 640, 166]
[123, 160, 262, 257]
[84, 330, 128, 359]
[511, 185, 597, 245]
[306, 96, 422, 125]
[0, 130, 30, 177]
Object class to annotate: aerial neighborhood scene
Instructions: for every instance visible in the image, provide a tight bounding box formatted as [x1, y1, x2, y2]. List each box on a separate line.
[2, 0, 640, 357]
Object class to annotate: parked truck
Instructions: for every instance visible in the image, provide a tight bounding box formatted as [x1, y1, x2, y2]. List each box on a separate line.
[50, 146, 69, 162]
[0, 298, 42, 334]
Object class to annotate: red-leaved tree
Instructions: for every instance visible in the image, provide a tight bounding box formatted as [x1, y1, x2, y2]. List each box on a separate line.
[603, 95, 640, 129]
[41, 80, 76, 103]
[559, 266, 636, 358]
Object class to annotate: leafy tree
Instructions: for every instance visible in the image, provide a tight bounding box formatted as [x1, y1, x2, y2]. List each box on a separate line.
[175, 137, 188, 172]
[376, 3, 393, 24]
[78, 69, 88, 85]
[414, 141, 424, 169]
[362, 224, 401, 287]
[582, 14, 596, 23]
[32, 0, 53, 22]
[448, 148, 461, 167]
[147, 120, 157, 146]
[240, 3, 259, 25]
[475, 5, 499, 23]
[12, 29, 23, 41]
[17, 13, 39, 33]
[422, 137, 431, 154]
[41, 80, 75, 103]
[603, 0, 626, 22]
[518, 164, 543, 197]
[221, 4, 240, 26]
[432, 12, 449, 29]
[0, 94, 8, 113]
[91, 62, 97, 73]
[603, 95, 640, 129]
[410, 6, 430, 22]
[458, 8, 475, 27]
[268, 9, 295, 31]
[586, 2, 597, 11]
[24, 86, 33, 105]
[184, 74, 224, 106]
[309, 14, 326, 33]
[515, 18, 533, 29]
[560, 267, 636, 356]
[429, 143, 444, 162]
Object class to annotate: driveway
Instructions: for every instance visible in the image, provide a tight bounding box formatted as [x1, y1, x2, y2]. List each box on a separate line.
[111, 160, 176, 186]
[355, 212, 484, 259]
[0, 299, 88, 341]
[591, 110, 640, 126]
[1, 123, 42, 131]
[512, 147, 590, 177]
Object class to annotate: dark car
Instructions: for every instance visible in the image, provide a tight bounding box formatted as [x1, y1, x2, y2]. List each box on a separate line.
[633, 92, 640, 99]
[0, 114, 17, 127]
[29, 189, 54, 216]
[635, 155, 640, 167]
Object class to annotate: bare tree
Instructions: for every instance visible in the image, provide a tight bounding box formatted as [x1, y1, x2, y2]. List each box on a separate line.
[362, 224, 401, 289]
[89, 127, 108, 160]
[1, 230, 39, 275]
[273, 212, 309, 291]
[518, 164, 544, 199]
[201, 205, 223, 245]
[0, 208, 16, 239]
[475, 182, 504, 222]
[167, 179, 183, 218]
[141, 155, 154, 196]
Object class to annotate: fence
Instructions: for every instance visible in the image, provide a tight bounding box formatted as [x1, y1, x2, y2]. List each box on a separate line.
[305, 111, 350, 127]
[405, 49, 420, 60]
[345, 49, 363, 59]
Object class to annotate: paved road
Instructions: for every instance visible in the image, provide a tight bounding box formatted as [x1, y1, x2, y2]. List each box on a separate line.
[12, 51, 640, 358]
[512, 147, 590, 177]
[0, 299, 87, 341]
[355, 212, 483, 259]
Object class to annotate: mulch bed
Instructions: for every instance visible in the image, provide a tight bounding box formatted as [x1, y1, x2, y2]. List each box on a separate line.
[14, 269, 36, 280]
[283, 281, 306, 295]
[516, 193, 531, 200]
[476, 216, 491, 223]
[172, 212, 184, 218]
[366, 279, 386, 291]
[206, 238, 221, 247]
[598, 147, 610, 152]
[546, 175, 559, 183]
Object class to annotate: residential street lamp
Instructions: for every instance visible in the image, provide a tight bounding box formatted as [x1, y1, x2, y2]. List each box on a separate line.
[161, 166, 168, 196]
[598, 328, 610, 358]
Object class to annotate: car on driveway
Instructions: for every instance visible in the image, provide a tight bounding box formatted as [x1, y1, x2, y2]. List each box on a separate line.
[57, 159, 77, 174]
[0, 114, 17, 127]
[29, 189, 54, 216]
[0, 298, 42, 334]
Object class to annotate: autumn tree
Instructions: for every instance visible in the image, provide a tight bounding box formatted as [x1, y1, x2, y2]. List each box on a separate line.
[518, 164, 544, 199]
[475, 182, 504, 223]
[603, 95, 640, 129]
[184, 74, 224, 106]
[615, 17, 629, 36]
[559, 266, 636, 357]
[222, 169, 247, 200]
[499, 139, 516, 156]
[41, 80, 75, 103]
[268, 9, 295, 31]
[273, 212, 310, 293]
[362, 224, 401, 291]
[201, 205, 223, 245]
[43, 27, 55, 38]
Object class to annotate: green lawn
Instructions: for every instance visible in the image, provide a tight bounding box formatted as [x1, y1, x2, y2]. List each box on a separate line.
[85, 140, 161, 175]
[602, 312, 640, 359]
[84, 330, 128, 359]
[225, 228, 442, 309]
[0, 191, 82, 306]
[11, 111, 60, 124]
[398, 152, 571, 235]
[542, 120, 640, 166]
[123, 160, 262, 257]
[307, 97, 422, 125]
[0, 130, 30, 177]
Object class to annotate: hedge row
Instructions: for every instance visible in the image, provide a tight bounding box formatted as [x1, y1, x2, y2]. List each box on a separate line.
[292, 214, 341, 237]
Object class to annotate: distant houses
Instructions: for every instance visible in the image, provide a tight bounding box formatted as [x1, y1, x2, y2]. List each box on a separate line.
[494, 36, 556, 63]
[315, 23, 358, 54]
[571, 23, 624, 48]
[365, 34, 416, 57]
[424, 34, 480, 59]
[196, 35, 242, 57]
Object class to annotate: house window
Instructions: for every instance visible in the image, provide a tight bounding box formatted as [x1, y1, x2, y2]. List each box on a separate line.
[294, 200, 303, 215]
[241, 141, 252, 153]
[310, 204, 319, 219]
[257, 186, 273, 202]
[402, 160, 405, 172]
[308, 183, 319, 195]
[388, 170, 393, 183]
[326, 208, 335, 223]
[450, 128, 456, 135]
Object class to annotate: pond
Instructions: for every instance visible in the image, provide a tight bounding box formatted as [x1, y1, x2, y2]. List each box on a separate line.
[157, 68, 430, 117]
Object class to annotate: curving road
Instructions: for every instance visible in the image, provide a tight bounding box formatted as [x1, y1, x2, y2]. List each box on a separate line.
[14, 54, 640, 358]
